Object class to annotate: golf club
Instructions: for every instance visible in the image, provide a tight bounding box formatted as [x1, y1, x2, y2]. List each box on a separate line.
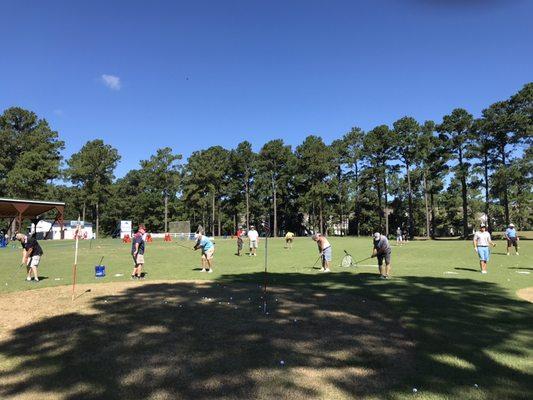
[176, 242, 195, 251]
[354, 256, 373, 266]
[5, 263, 26, 286]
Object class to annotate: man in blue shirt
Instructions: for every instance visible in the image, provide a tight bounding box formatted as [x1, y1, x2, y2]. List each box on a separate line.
[194, 230, 215, 273]
[504, 223, 519, 256]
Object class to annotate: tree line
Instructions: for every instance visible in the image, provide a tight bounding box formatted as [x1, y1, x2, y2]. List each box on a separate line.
[0, 83, 531, 238]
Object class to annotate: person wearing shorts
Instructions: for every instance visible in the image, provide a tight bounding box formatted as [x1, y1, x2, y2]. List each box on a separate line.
[285, 231, 295, 249]
[396, 227, 403, 246]
[473, 224, 495, 274]
[131, 225, 146, 279]
[16, 233, 43, 282]
[194, 231, 215, 273]
[247, 225, 259, 256]
[235, 227, 245, 256]
[312, 233, 331, 272]
[504, 223, 519, 256]
[372, 232, 392, 279]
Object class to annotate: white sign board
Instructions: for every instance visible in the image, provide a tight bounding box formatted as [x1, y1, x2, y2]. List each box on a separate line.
[120, 221, 132, 238]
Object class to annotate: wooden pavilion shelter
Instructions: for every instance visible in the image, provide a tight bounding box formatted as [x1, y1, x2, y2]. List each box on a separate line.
[0, 198, 65, 238]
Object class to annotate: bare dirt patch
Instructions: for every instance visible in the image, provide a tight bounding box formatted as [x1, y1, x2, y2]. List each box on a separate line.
[0, 281, 414, 399]
[516, 287, 533, 303]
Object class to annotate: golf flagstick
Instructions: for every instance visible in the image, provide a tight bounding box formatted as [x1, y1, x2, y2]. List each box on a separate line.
[71, 219, 81, 301]
[262, 221, 270, 314]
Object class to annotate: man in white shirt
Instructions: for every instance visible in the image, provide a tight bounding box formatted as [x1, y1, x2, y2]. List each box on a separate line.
[247, 225, 259, 256]
[473, 224, 496, 274]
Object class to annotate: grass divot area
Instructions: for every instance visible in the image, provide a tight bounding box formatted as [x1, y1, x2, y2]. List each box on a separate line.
[516, 287, 533, 303]
[0, 281, 414, 399]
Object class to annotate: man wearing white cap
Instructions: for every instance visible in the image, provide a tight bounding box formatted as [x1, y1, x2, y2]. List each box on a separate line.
[372, 232, 392, 279]
[504, 223, 519, 256]
[247, 225, 259, 256]
[473, 224, 496, 274]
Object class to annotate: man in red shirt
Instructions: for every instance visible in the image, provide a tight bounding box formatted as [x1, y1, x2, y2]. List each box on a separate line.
[235, 226, 245, 256]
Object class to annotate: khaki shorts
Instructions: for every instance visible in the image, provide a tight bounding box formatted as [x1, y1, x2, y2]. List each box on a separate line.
[133, 254, 145, 265]
[202, 248, 215, 260]
[27, 256, 41, 268]
[250, 240, 258, 249]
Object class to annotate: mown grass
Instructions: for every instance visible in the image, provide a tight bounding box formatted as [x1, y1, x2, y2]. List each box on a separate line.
[0, 237, 532, 399]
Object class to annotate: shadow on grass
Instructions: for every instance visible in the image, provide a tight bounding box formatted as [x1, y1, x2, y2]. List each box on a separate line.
[0, 272, 531, 399]
[509, 267, 533, 270]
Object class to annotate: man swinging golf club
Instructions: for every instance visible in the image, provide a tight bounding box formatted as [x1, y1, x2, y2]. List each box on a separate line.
[372, 232, 392, 279]
[194, 229, 215, 273]
[131, 224, 146, 279]
[312, 233, 332, 272]
[15, 233, 43, 282]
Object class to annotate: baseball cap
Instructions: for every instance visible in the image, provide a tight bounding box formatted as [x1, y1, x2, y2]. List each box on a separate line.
[509, 223, 515, 227]
[480, 223, 486, 228]
[373, 232, 381, 240]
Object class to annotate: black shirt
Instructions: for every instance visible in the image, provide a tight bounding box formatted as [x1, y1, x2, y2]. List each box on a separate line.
[22, 237, 44, 257]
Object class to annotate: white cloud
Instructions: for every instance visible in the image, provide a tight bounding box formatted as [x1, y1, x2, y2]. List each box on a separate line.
[101, 74, 121, 90]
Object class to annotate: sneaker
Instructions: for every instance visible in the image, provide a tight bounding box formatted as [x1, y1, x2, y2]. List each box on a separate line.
[207, 269, 213, 273]
[34, 278, 39, 282]
[324, 268, 331, 272]
[379, 275, 386, 279]
[507, 253, 510, 256]
[201, 268, 207, 272]
[516, 252, 519, 256]
[131, 275, 137, 280]
[26, 277, 31, 282]
[481, 270, 488, 274]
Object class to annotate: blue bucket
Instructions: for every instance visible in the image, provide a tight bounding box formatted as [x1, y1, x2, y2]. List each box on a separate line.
[95, 265, 106, 278]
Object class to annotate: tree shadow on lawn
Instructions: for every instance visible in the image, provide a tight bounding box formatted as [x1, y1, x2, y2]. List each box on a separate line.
[0, 273, 531, 399]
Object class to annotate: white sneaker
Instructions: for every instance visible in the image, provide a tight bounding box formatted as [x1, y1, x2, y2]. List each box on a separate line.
[201, 268, 207, 272]
[207, 269, 213, 273]
[481, 270, 488, 274]
[34, 278, 39, 282]
[324, 268, 331, 272]
[507, 253, 510, 256]
[516, 252, 519, 256]
[26, 277, 31, 281]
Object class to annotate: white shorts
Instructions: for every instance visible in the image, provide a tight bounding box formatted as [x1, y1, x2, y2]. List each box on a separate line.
[28, 256, 41, 268]
[202, 247, 215, 260]
[250, 240, 258, 249]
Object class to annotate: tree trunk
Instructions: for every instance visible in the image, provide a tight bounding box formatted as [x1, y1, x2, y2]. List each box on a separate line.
[430, 191, 436, 239]
[460, 174, 468, 238]
[423, 172, 430, 240]
[458, 149, 469, 239]
[406, 163, 414, 239]
[319, 203, 324, 234]
[245, 178, 250, 229]
[164, 193, 168, 233]
[218, 205, 221, 237]
[355, 164, 360, 236]
[272, 175, 277, 237]
[96, 202, 99, 240]
[501, 147, 510, 225]
[484, 153, 490, 231]
[211, 192, 215, 236]
[376, 174, 383, 229]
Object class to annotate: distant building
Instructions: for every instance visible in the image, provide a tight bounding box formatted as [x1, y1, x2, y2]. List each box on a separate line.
[29, 220, 93, 240]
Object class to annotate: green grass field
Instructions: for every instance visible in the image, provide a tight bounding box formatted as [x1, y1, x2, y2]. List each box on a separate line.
[0, 237, 532, 399]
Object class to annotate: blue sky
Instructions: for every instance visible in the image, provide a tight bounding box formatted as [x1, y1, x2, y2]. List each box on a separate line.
[1, 0, 531, 177]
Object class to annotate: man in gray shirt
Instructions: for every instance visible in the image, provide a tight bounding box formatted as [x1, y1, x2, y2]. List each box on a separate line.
[372, 232, 392, 279]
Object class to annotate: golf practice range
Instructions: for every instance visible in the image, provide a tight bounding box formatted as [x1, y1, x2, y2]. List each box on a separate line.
[0, 237, 532, 400]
